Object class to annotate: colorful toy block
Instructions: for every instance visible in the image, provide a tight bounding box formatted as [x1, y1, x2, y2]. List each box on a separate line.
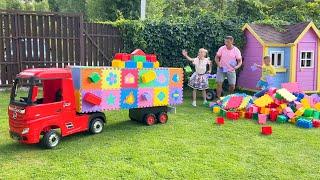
[303, 108, 314, 117]
[287, 112, 295, 119]
[296, 118, 313, 128]
[269, 110, 278, 122]
[216, 117, 225, 125]
[258, 114, 267, 124]
[83, 92, 102, 105]
[288, 118, 296, 124]
[295, 107, 305, 117]
[125, 61, 137, 68]
[314, 103, 320, 111]
[245, 112, 253, 119]
[283, 107, 293, 115]
[238, 96, 251, 110]
[81, 68, 102, 90]
[276, 88, 297, 102]
[131, 49, 145, 56]
[154, 61, 160, 68]
[219, 109, 227, 117]
[112, 60, 125, 68]
[138, 88, 154, 108]
[249, 105, 259, 113]
[301, 98, 311, 108]
[137, 62, 143, 69]
[132, 55, 146, 62]
[261, 126, 272, 135]
[141, 71, 156, 84]
[260, 107, 270, 115]
[312, 119, 320, 128]
[89, 72, 101, 83]
[146, 54, 157, 62]
[313, 111, 320, 119]
[268, 87, 277, 96]
[281, 82, 300, 93]
[226, 112, 239, 120]
[254, 94, 273, 108]
[143, 62, 154, 68]
[114, 53, 131, 61]
[225, 96, 243, 110]
[254, 88, 269, 98]
[213, 106, 221, 114]
[277, 115, 288, 123]
[253, 113, 259, 120]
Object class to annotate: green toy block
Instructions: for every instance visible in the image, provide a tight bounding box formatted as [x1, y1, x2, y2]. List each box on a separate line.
[277, 115, 288, 123]
[132, 55, 146, 62]
[219, 109, 226, 117]
[313, 111, 320, 119]
[289, 104, 297, 112]
[303, 108, 314, 117]
[208, 78, 217, 89]
[275, 93, 283, 100]
[89, 72, 101, 83]
[253, 113, 258, 121]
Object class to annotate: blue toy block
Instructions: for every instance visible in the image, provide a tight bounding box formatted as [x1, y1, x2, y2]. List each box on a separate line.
[254, 88, 269, 98]
[296, 118, 313, 128]
[143, 62, 154, 68]
[295, 93, 304, 101]
[125, 61, 137, 68]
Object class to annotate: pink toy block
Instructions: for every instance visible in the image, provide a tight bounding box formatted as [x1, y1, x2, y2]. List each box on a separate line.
[283, 107, 293, 114]
[258, 114, 267, 124]
[249, 105, 259, 113]
[268, 87, 277, 96]
[225, 96, 243, 110]
[281, 82, 300, 93]
[287, 112, 295, 119]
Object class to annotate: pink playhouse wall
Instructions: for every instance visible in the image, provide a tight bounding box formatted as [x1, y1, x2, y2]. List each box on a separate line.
[238, 30, 263, 89]
[296, 29, 318, 91]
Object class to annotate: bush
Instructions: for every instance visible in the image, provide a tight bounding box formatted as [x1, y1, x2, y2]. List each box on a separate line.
[105, 13, 245, 73]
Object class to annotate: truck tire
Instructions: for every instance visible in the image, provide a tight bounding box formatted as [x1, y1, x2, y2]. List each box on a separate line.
[144, 113, 156, 126]
[89, 117, 104, 134]
[157, 112, 168, 124]
[206, 90, 216, 101]
[42, 130, 60, 149]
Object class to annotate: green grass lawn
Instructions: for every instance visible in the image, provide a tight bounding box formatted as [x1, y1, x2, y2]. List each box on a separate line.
[1, 90, 320, 179]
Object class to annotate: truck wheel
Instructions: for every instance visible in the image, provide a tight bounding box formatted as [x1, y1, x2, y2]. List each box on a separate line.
[144, 114, 156, 126]
[89, 117, 104, 134]
[206, 90, 216, 101]
[157, 112, 168, 124]
[42, 130, 60, 149]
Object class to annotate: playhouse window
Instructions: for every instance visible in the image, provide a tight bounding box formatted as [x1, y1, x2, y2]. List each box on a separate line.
[300, 51, 314, 68]
[270, 51, 284, 67]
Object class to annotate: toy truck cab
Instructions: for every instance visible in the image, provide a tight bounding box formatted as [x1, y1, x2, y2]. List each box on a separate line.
[8, 68, 105, 148]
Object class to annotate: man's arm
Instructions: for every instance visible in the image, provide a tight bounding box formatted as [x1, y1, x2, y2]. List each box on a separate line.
[234, 58, 242, 69]
[215, 55, 221, 68]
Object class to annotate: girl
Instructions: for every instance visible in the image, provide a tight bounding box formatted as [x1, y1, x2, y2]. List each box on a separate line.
[254, 56, 276, 90]
[182, 48, 212, 106]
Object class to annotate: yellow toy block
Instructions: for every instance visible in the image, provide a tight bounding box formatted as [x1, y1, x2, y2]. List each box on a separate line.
[239, 111, 245, 118]
[289, 118, 296, 124]
[315, 103, 320, 111]
[213, 106, 220, 114]
[301, 98, 311, 108]
[280, 103, 287, 110]
[254, 94, 273, 108]
[154, 61, 160, 68]
[277, 107, 283, 113]
[74, 90, 82, 112]
[295, 107, 305, 117]
[137, 62, 143, 69]
[141, 71, 156, 83]
[260, 107, 270, 115]
[112, 60, 125, 68]
[238, 96, 251, 110]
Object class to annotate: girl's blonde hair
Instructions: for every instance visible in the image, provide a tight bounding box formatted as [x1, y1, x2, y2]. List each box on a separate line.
[199, 48, 208, 57]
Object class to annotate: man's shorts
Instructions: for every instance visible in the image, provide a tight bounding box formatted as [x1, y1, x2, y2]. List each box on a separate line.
[216, 69, 236, 85]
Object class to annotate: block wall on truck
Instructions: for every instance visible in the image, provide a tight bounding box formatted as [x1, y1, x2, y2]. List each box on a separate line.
[70, 66, 184, 113]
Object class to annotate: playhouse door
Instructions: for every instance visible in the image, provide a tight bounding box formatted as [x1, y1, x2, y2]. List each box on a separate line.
[296, 42, 317, 91]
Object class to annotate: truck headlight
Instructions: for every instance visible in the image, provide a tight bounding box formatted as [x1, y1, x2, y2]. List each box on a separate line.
[21, 128, 29, 135]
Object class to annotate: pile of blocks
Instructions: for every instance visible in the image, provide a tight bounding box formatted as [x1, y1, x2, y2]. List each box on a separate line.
[111, 49, 160, 69]
[70, 49, 183, 113]
[211, 85, 320, 129]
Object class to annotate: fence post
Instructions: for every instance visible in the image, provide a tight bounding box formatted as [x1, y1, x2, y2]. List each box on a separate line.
[79, 14, 85, 65]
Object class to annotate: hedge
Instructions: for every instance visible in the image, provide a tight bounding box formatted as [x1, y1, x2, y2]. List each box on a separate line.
[105, 14, 246, 72]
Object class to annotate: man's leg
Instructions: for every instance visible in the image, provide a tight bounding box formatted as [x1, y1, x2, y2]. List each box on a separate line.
[216, 70, 224, 98]
[227, 72, 236, 93]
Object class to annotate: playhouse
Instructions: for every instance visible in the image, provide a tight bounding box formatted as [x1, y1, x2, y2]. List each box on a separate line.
[238, 22, 320, 92]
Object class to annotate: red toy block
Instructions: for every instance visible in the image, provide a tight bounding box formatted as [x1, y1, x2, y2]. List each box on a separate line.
[146, 54, 157, 62]
[226, 112, 240, 120]
[261, 126, 272, 135]
[131, 49, 145, 56]
[83, 92, 102, 105]
[312, 119, 320, 128]
[216, 117, 225, 125]
[114, 53, 131, 61]
[269, 110, 278, 122]
[245, 112, 253, 119]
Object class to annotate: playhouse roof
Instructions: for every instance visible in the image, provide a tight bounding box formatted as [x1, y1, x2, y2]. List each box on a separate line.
[242, 22, 320, 46]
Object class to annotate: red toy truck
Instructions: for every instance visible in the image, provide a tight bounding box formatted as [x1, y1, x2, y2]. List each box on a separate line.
[8, 50, 184, 148]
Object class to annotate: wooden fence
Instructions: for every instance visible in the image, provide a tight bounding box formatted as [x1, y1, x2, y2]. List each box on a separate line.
[0, 10, 123, 87]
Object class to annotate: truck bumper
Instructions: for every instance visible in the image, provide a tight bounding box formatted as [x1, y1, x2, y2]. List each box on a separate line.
[9, 129, 40, 144]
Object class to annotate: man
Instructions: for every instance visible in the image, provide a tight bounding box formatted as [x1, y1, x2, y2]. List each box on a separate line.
[215, 36, 242, 98]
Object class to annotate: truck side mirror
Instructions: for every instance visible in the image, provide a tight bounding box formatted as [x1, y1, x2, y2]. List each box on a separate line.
[31, 86, 38, 102]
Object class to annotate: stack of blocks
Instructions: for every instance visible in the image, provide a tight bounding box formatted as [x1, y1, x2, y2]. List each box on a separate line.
[71, 49, 183, 113]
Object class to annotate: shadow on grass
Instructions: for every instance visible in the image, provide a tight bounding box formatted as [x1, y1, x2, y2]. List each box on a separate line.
[0, 119, 148, 153]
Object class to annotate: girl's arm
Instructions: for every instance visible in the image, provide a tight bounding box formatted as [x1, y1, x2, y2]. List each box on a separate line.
[254, 63, 262, 69]
[182, 50, 194, 62]
[208, 60, 212, 73]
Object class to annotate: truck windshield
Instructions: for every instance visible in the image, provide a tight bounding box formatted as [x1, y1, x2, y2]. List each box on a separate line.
[10, 78, 33, 106]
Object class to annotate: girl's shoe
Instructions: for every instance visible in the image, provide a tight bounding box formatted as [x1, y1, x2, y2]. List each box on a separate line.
[192, 101, 197, 107]
[203, 100, 207, 105]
